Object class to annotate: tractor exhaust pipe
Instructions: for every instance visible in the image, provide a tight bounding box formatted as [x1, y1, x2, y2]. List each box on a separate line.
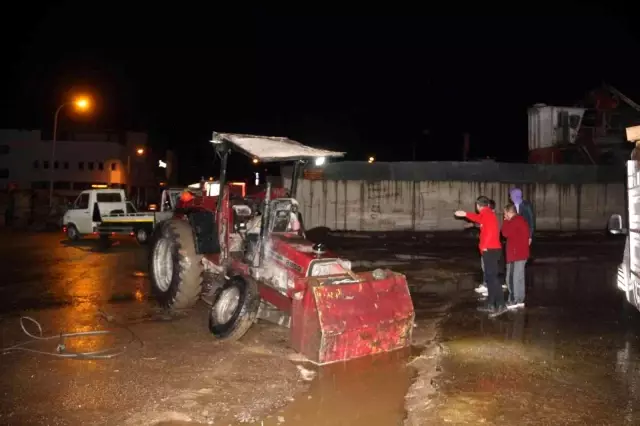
[258, 182, 272, 268]
[217, 149, 229, 213]
[289, 159, 306, 198]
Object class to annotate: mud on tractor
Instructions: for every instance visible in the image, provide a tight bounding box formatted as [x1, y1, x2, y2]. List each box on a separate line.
[149, 133, 415, 364]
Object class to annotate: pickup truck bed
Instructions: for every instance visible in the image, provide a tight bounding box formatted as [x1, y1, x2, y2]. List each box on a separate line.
[97, 211, 173, 242]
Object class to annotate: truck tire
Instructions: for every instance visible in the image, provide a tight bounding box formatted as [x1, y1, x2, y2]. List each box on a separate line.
[66, 224, 80, 241]
[209, 275, 260, 341]
[150, 219, 203, 310]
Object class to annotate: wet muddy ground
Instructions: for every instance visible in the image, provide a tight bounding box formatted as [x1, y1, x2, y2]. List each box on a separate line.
[0, 228, 630, 425]
[408, 253, 640, 425]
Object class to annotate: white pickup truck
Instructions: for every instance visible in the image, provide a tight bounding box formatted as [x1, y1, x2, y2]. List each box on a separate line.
[62, 188, 182, 244]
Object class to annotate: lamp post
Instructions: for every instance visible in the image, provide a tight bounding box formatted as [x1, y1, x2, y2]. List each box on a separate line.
[127, 147, 145, 207]
[49, 96, 91, 207]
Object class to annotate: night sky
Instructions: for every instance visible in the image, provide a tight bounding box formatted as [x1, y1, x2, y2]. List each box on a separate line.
[1, 9, 638, 182]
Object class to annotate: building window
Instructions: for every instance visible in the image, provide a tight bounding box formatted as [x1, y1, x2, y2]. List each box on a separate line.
[63, 162, 69, 169]
[0, 169, 8, 178]
[111, 162, 117, 171]
[33, 160, 39, 169]
[43, 161, 49, 169]
[54, 161, 59, 169]
[98, 162, 104, 171]
[31, 181, 48, 189]
[88, 162, 94, 170]
[0, 145, 9, 155]
[79, 162, 84, 170]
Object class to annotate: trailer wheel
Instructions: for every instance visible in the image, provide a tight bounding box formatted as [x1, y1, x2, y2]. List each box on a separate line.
[150, 219, 203, 310]
[209, 275, 260, 341]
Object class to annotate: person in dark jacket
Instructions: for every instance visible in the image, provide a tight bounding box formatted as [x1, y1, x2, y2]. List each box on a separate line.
[501, 203, 530, 309]
[509, 188, 535, 245]
[455, 196, 507, 317]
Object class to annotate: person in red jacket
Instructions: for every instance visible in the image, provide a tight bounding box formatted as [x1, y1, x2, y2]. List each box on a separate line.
[455, 196, 507, 317]
[501, 203, 530, 310]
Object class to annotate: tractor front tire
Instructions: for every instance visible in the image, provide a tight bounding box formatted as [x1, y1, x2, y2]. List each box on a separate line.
[150, 219, 204, 310]
[209, 275, 260, 341]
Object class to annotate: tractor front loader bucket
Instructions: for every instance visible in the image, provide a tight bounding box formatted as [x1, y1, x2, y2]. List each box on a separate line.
[289, 269, 415, 365]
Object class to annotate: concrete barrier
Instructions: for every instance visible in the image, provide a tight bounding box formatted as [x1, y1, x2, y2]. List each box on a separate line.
[292, 179, 624, 232]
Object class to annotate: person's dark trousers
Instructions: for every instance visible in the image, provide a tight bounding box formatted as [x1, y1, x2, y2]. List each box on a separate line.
[482, 249, 504, 308]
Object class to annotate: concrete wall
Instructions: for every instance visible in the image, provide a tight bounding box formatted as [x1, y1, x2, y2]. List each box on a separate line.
[283, 162, 626, 232]
[294, 180, 624, 232]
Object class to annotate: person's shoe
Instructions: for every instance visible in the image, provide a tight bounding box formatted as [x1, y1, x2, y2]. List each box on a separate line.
[477, 304, 493, 313]
[489, 305, 509, 318]
[474, 284, 488, 294]
[513, 302, 525, 309]
[506, 301, 518, 310]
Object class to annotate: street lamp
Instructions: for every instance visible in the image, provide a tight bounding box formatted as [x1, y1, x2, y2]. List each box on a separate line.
[252, 158, 259, 164]
[368, 156, 375, 164]
[49, 95, 92, 207]
[127, 147, 146, 206]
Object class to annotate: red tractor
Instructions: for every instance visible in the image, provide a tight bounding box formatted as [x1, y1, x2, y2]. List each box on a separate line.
[149, 133, 414, 364]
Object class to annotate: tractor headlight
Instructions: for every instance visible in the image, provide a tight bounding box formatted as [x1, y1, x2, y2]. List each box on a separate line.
[309, 259, 352, 277]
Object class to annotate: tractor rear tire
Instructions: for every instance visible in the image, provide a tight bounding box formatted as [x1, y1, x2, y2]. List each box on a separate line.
[209, 275, 260, 341]
[150, 219, 204, 310]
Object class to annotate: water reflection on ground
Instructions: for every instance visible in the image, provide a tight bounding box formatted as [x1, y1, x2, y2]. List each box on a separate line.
[427, 262, 640, 425]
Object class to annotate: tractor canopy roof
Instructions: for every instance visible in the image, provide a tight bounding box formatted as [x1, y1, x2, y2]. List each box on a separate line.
[210, 132, 345, 163]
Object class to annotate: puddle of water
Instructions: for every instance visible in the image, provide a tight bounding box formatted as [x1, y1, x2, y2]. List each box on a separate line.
[232, 347, 420, 426]
[423, 262, 640, 425]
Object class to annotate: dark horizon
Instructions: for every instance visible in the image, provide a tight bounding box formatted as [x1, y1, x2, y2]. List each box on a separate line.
[2, 11, 638, 182]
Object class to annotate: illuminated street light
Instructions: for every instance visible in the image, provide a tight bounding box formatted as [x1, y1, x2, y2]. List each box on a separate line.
[74, 97, 90, 110]
[252, 158, 259, 164]
[136, 148, 145, 156]
[315, 156, 326, 166]
[49, 94, 94, 207]
[368, 156, 375, 163]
